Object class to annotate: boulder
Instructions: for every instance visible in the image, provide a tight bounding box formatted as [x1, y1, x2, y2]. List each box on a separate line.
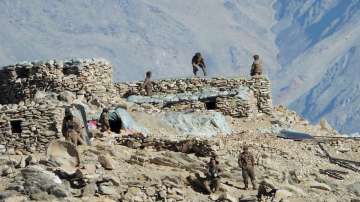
[46, 140, 80, 173]
[274, 189, 293, 201]
[347, 182, 360, 197]
[98, 154, 115, 170]
[21, 165, 70, 198]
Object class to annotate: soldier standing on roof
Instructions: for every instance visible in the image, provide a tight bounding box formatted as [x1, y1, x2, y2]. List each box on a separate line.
[250, 54, 263, 76]
[192, 52, 207, 76]
[238, 145, 256, 190]
[143, 71, 153, 96]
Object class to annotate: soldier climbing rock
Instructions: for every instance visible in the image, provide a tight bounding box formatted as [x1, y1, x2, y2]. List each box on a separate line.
[238, 145, 256, 190]
[99, 108, 111, 132]
[143, 71, 153, 96]
[204, 156, 221, 194]
[62, 112, 85, 146]
[250, 54, 263, 76]
[192, 52, 207, 76]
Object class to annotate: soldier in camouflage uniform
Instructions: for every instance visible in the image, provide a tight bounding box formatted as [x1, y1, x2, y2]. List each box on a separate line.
[238, 145, 256, 190]
[250, 54, 263, 76]
[192, 52, 207, 76]
[99, 108, 111, 132]
[204, 156, 221, 194]
[62, 113, 85, 146]
[143, 71, 153, 96]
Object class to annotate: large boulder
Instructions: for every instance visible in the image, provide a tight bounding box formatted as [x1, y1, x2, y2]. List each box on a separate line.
[347, 182, 360, 197]
[46, 140, 80, 173]
[21, 165, 70, 198]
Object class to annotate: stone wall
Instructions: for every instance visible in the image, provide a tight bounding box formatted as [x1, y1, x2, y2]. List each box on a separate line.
[0, 102, 64, 152]
[116, 76, 272, 114]
[0, 58, 113, 105]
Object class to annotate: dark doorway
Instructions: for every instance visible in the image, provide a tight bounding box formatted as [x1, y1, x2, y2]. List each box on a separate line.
[109, 119, 122, 133]
[203, 98, 217, 110]
[10, 120, 22, 133]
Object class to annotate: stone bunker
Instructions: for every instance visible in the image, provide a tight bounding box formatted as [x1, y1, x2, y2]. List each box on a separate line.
[0, 58, 273, 153]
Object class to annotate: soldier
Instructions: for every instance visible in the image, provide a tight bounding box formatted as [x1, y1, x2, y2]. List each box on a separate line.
[250, 54, 263, 76]
[192, 52, 207, 76]
[204, 156, 221, 194]
[99, 108, 111, 132]
[238, 145, 256, 190]
[62, 113, 85, 146]
[143, 71, 153, 96]
[257, 180, 277, 201]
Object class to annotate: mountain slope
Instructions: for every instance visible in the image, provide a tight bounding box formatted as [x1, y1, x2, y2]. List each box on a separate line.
[290, 46, 360, 133]
[0, 0, 359, 134]
[0, 0, 279, 81]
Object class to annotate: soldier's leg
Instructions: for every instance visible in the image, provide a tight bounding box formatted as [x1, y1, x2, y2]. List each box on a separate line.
[213, 178, 220, 192]
[203, 180, 212, 194]
[201, 67, 207, 76]
[76, 134, 86, 145]
[193, 67, 198, 76]
[242, 168, 249, 189]
[249, 167, 256, 189]
[70, 132, 78, 146]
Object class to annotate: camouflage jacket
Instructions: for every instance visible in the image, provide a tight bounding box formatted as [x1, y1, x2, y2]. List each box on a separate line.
[207, 164, 221, 179]
[238, 151, 255, 168]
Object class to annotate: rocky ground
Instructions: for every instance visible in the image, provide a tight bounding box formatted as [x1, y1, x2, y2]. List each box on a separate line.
[1, 106, 360, 202]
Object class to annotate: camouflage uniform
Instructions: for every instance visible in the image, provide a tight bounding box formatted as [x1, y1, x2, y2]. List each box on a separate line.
[238, 148, 256, 189]
[62, 116, 85, 146]
[192, 53, 207, 76]
[143, 77, 153, 96]
[250, 59, 263, 76]
[99, 111, 110, 132]
[204, 159, 221, 193]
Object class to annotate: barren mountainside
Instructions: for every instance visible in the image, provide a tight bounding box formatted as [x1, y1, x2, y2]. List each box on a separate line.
[0, 0, 360, 133]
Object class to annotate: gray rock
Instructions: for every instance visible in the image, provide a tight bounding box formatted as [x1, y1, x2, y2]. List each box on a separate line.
[82, 183, 97, 197]
[21, 165, 70, 198]
[347, 182, 360, 197]
[98, 185, 118, 196]
[1, 165, 12, 176]
[98, 154, 115, 170]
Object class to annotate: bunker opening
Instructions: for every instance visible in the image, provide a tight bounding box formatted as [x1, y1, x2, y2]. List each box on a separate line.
[10, 120, 22, 134]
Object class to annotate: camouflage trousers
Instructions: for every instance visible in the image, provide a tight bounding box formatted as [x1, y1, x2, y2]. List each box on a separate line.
[193, 66, 207, 76]
[242, 167, 256, 189]
[204, 177, 220, 193]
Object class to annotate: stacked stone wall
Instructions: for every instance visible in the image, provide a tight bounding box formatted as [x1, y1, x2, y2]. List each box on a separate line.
[0, 58, 113, 105]
[116, 76, 272, 114]
[0, 102, 64, 152]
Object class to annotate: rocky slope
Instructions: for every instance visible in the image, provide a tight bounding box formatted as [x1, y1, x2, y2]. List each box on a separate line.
[1, 0, 360, 134]
[1, 104, 359, 202]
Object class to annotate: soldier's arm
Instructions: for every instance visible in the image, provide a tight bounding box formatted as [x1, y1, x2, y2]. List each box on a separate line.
[251, 154, 255, 166]
[201, 59, 206, 68]
[238, 155, 242, 167]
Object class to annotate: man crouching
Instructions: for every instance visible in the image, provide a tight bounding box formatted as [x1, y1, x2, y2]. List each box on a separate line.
[204, 156, 221, 194]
